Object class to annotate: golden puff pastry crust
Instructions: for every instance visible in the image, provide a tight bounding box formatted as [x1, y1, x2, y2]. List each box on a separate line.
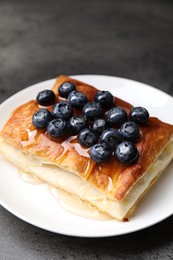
[1, 75, 173, 208]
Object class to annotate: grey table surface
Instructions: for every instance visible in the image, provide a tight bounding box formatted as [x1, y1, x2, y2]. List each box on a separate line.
[0, 0, 173, 259]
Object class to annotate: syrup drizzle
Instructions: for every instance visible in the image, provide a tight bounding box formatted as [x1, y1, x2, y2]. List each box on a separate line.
[61, 136, 90, 158]
[49, 186, 112, 220]
[18, 169, 111, 220]
[18, 169, 44, 184]
[21, 129, 37, 148]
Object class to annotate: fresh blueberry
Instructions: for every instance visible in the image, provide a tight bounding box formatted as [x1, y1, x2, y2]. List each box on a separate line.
[114, 141, 139, 165]
[107, 106, 128, 126]
[78, 128, 98, 147]
[32, 109, 52, 129]
[90, 143, 112, 163]
[69, 115, 88, 134]
[129, 106, 149, 124]
[68, 90, 88, 109]
[91, 118, 108, 134]
[36, 90, 56, 106]
[94, 91, 114, 108]
[120, 121, 140, 141]
[83, 102, 102, 120]
[52, 102, 72, 120]
[100, 128, 122, 150]
[47, 119, 68, 138]
[58, 82, 76, 98]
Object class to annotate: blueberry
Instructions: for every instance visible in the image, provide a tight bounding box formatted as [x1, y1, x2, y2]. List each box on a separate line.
[91, 118, 108, 134]
[47, 119, 68, 138]
[68, 90, 88, 109]
[83, 102, 102, 120]
[100, 128, 122, 150]
[36, 90, 56, 106]
[95, 91, 114, 108]
[78, 128, 98, 147]
[58, 82, 76, 98]
[69, 115, 88, 134]
[129, 106, 149, 124]
[90, 143, 112, 163]
[107, 106, 128, 126]
[52, 102, 72, 120]
[114, 141, 139, 165]
[32, 109, 52, 129]
[120, 121, 140, 141]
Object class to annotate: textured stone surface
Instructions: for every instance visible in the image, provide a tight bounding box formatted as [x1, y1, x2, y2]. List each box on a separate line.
[0, 0, 173, 259]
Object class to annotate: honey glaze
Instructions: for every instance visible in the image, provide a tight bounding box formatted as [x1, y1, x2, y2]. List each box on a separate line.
[18, 169, 111, 220]
[21, 129, 38, 148]
[18, 169, 44, 184]
[49, 186, 112, 220]
[54, 135, 90, 163]
[66, 136, 90, 158]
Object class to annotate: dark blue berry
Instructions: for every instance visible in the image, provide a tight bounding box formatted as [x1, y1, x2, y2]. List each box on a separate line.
[47, 119, 68, 138]
[129, 106, 149, 124]
[68, 90, 88, 109]
[120, 121, 140, 141]
[36, 90, 56, 106]
[78, 128, 98, 147]
[69, 115, 88, 134]
[91, 118, 108, 134]
[95, 91, 114, 107]
[32, 109, 52, 129]
[58, 82, 76, 98]
[107, 106, 128, 126]
[114, 141, 139, 165]
[83, 102, 102, 120]
[52, 102, 72, 120]
[100, 128, 122, 150]
[90, 143, 112, 163]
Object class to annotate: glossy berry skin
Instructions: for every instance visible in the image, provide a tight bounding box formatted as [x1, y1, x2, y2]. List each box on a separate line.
[94, 91, 114, 108]
[58, 82, 76, 98]
[120, 121, 140, 141]
[36, 90, 56, 106]
[68, 90, 88, 109]
[78, 128, 98, 147]
[52, 102, 72, 120]
[69, 115, 88, 134]
[129, 106, 149, 124]
[47, 119, 68, 138]
[91, 118, 108, 134]
[107, 106, 128, 126]
[32, 109, 52, 129]
[90, 143, 112, 163]
[100, 128, 122, 150]
[114, 141, 139, 165]
[83, 102, 102, 120]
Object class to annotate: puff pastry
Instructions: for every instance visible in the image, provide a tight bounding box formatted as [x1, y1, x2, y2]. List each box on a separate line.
[0, 75, 173, 220]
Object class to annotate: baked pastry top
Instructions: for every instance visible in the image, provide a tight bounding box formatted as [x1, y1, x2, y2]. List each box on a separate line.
[1, 75, 173, 204]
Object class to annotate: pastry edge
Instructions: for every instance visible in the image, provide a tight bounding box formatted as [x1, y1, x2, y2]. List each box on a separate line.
[0, 137, 173, 221]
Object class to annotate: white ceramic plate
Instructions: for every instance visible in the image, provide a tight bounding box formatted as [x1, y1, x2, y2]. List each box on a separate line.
[0, 75, 173, 237]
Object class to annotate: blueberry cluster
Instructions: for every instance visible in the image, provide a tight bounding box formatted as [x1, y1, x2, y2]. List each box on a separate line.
[32, 82, 150, 165]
